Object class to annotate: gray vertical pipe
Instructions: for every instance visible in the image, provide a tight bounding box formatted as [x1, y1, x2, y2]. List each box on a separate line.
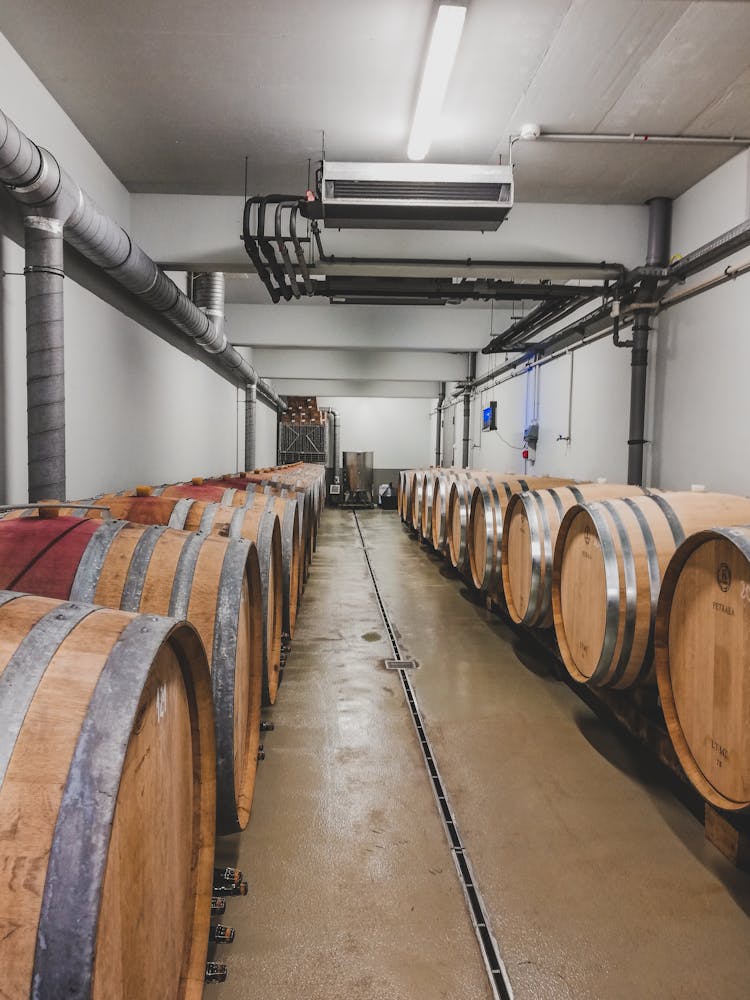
[24, 215, 66, 500]
[435, 381, 445, 466]
[461, 355, 476, 468]
[627, 197, 672, 485]
[245, 382, 257, 471]
[331, 409, 341, 482]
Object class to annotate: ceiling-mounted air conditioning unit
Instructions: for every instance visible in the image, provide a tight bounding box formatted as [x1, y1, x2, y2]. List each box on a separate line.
[314, 161, 513, 231]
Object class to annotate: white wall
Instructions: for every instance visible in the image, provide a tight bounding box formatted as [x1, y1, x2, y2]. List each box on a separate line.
[468, 336, 633, 483]
[251, 347, 465, 381]
[255, 399, 279, 468]
[0, 32, 240, 502]
[317, 396, 433, 470]
[652, 150, 750, 493]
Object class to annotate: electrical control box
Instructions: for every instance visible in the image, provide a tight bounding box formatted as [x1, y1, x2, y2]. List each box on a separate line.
[482, 401, 497, 432]
[524, 421, 539, 448]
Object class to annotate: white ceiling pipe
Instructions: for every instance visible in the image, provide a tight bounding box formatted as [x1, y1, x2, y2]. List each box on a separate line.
[516, 130, 750, 147]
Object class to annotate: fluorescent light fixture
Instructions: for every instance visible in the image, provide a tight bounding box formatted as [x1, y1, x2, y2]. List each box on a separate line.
[407, 2, 467, 161]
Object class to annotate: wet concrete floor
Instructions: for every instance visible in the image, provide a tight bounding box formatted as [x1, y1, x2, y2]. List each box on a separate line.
[208, 509, 750, 1000]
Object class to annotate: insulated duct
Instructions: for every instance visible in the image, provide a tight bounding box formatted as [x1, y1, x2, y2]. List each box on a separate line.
[245, 382, 257, 471]
[24, 216, 65, 501]
[0, 108, 286, 412]
[192, 271, 226, 339]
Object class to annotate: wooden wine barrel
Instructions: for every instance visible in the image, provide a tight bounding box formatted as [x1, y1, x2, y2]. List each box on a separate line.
[447, 471, 530, 573]
[119, 480, 302, 626]
[216, 480, 310, 593]
[465, 474, 576, 590]
[0, 592, 215, 999]
[0, 516, 263, 833]
[202, 506, 283, 704]
[655, 526, 750, 811]
[234, 465, 325, 553]
[99, 490, 291, 658]
[244, 464, 325, 525]
[431, 468, 465, 552]
[502, 483, 646, 627]
[553, 491, 750, 689]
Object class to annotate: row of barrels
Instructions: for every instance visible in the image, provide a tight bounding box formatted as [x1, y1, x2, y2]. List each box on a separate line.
[400, 467, 750, 815]
[0, 463, 326, 998]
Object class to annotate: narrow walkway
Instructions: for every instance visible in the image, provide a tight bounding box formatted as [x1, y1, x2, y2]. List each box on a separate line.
[210, 509, 750, 1000]
[210, 510, 491, 1000]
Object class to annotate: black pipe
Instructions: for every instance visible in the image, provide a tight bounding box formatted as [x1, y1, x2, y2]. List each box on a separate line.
[483, 295, 603, 353]
[435, 381, 446, 466]
[462, 355, 476, 467]
[289, 207, 314, 295]
[627, 196, 672, 485]
[242, 197, 279, 303]
[24, 215, 65, 501]
[257, 195, 303, 301]
[274, 202, 301, 299]
[307, 227, 625, 279]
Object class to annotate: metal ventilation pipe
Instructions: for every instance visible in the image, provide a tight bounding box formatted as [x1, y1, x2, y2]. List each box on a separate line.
[245, 382, 257, 471]
[192, 271, 225, 339]
[24, 216, 65, 500]
[435, 381, 446, 466]
[0, 107, 286, 408]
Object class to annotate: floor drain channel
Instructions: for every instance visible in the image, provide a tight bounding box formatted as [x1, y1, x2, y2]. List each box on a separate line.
[352, 511, 514, 1000]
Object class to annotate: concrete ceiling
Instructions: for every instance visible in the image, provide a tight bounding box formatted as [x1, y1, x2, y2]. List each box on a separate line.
[1, 0, 750, 204]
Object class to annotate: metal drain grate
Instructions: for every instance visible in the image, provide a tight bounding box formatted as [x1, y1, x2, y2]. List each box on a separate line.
[352, 511, 514, 1000]
[384, 658, 417, 670]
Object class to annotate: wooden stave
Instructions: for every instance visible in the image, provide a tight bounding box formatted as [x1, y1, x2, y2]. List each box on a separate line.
[0, 517, 262, 834]
[431, 469, 464, 551]
[410, 469, 425, 531]
[190, 504, 283, 703]
[552, 492, 750, 690]
[447, 476, 476, 569]
[0, 593, 215, 999]
[501, 484, 646, 627]
[260, 494, 300, 638]
[213, 508, 284, 705]
[655, 526, 750, 811]
[402, 469, 414, 524]
[397, 470, 408, 521]
[419, 471, 435, 540]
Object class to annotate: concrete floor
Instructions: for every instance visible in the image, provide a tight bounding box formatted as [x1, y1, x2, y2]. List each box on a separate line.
[208, 509, 750, 1000]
